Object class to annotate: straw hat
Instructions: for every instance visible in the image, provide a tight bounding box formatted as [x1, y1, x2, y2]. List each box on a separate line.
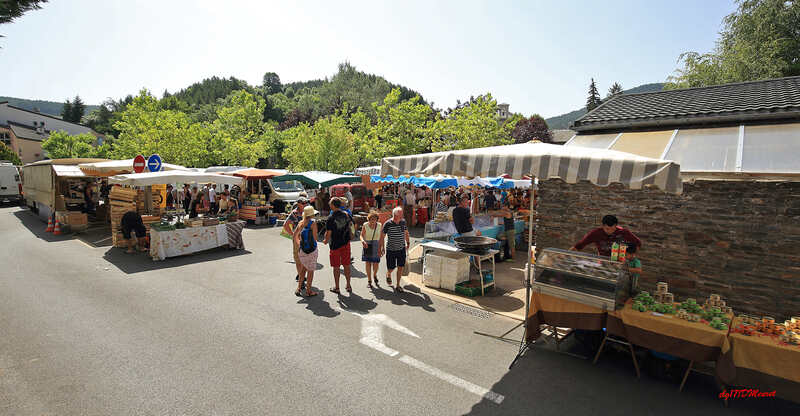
[302, 205, 318, 219]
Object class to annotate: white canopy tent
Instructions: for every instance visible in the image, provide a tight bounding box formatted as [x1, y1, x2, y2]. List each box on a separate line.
[380, 141, 683, 366]
[78, 159, 187, 177]
[108, 170, 245, 187]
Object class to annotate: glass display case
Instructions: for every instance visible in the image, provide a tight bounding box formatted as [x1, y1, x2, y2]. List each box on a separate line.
[533, 248, 634, 310]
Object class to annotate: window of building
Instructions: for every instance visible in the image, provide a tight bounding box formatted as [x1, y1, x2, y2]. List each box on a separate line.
[664, 127, 738, 172]
[742, 123, 800, 173]
[566, 133, 619, 149]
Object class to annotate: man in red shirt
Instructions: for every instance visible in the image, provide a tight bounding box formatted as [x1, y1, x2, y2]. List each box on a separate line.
[570, 215, 641, 257]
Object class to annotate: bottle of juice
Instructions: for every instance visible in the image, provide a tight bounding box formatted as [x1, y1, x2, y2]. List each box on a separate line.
[618, 244, 627, 263]
[611, 242, 619, 261]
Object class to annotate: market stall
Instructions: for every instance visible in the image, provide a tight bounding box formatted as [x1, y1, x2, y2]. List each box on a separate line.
[21, 158, 108, 229]
[381, 141, 683, 365]
[108, 170, 246, 260]
[228, 168, 284, 222]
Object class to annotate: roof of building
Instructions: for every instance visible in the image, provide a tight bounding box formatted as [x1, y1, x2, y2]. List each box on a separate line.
[0, 102, 100, 137]
[8, 121, 49, 142]
[549, 129, 576, 143]
[572, 76, 800, 132]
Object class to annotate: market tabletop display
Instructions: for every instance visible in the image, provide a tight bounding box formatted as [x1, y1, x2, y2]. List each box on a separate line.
[149, 216, 246, 261]
[526, 292, 609, 343]
[717, 316, 800, 402]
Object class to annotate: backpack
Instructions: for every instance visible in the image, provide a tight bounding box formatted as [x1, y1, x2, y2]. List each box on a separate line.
[300, 221, 317, 254]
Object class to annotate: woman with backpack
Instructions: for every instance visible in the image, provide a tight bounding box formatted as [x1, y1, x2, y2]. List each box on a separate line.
[294, 205, 320, 297]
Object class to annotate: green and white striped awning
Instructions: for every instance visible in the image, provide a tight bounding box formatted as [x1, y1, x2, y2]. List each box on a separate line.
[381, 142, 683, 194]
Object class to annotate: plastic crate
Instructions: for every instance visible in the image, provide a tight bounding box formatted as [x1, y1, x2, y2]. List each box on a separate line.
[455, 280, 486, 297]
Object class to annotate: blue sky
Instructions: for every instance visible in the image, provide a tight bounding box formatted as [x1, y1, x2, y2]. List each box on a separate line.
[1, 0, 735, 118]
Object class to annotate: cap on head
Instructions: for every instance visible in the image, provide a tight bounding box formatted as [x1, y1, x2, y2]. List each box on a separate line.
[297, 196, 309, 205]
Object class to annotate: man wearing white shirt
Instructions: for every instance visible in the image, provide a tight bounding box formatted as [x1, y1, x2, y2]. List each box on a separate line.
[403, 186, 416, 226]
[208, 184, 217, 214]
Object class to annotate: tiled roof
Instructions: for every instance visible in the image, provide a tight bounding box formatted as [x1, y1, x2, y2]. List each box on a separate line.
[572, 76, 800, 132]
[8, 121, 49, 142]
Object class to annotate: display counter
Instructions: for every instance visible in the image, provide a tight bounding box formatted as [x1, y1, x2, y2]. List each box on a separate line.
[149, 221, 245, 261]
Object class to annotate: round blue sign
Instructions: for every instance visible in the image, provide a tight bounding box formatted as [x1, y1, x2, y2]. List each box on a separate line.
[147, 154, 162, 172]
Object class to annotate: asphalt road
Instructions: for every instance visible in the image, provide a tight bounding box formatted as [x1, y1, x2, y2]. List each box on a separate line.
[0, 206, 796, 415]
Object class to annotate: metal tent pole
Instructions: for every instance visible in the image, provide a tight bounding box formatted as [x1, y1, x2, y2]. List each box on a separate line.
[509, 176, 537, 369]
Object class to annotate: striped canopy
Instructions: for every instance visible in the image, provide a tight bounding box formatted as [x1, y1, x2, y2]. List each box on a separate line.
[381, 142, 683, 194]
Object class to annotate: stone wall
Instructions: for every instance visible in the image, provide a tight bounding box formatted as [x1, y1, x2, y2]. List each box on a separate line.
[536, 179, 800, 320]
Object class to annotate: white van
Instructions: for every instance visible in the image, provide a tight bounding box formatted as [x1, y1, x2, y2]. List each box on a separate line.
[0, 162, 21, 204]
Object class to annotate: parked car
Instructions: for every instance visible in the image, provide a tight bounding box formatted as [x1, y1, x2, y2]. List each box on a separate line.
[0, 162, 22, 204]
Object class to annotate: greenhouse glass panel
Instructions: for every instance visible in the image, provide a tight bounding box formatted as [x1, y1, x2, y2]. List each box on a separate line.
[742, 123, 800, 173]
[610, 131, 673, 159]
[567, 134, 618, 149]
[665, 127, 738, 172]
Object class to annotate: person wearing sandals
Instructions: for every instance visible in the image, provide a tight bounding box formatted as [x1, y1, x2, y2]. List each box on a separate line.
[379, 206, 410, 292]
[294, 205, 320, 297]
[324, 198, 353, 294]
[360, 211, 382, 288]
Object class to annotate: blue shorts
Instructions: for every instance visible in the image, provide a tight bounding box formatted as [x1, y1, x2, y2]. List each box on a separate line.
[386, 249, 406, 270]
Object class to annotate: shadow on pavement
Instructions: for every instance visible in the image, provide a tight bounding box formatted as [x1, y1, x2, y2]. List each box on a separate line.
[369, 282, 436, 312]
[12, 209, 75, 243]
[336, 291, 378, 313]
[102, 246, 252, 274]
[296, 286, 340, 318]
[463, 337, 800, 416]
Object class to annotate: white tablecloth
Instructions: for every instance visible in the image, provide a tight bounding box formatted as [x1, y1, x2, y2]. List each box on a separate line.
[150, 225, 227, 261]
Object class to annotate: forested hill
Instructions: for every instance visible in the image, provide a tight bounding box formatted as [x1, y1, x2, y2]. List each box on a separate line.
[545, 83, 664, 130]
[0, 96, 100, 118]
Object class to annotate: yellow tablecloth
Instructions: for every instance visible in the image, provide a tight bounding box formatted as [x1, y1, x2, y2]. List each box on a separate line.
[607, 300, 732, 362]
[727, 318, 800, 384]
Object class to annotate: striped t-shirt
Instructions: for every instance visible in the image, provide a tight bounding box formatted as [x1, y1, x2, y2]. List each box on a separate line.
[382, 219, 407, 251]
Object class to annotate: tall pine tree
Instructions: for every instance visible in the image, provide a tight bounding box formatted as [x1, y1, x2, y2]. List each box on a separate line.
[61, 98, 73, 121]
[607, 82, 623, 98]
[586, 78, 601, 111]
[70, 95, 86, 123]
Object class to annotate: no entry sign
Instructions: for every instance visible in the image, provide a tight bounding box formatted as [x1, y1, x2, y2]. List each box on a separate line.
[133, 155, 146, 173]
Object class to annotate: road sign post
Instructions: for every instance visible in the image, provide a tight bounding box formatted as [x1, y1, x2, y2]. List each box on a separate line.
[133, 155, 146, 173]
[147, 154, 162, 172]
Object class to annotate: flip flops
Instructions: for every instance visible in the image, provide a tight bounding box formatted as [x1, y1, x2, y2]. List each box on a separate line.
[295, 290, 304, 297]
[395, 285, 404, 293]
[305, 290, 318, 297]
[330, 288, 341, 294]
[386, 277, 392, 285]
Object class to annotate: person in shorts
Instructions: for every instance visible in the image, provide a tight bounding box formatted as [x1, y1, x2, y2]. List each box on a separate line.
[360, 211, 382, 288]
[284, 197, 309, 289]
[121, 210, 147, 254]
[379, 206, 410, 292]
[294, 205, 320, 297]
[324, 198, 353, 294]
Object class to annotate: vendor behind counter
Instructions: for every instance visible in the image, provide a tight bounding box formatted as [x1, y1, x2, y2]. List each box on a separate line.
[570, 214, 641, 257]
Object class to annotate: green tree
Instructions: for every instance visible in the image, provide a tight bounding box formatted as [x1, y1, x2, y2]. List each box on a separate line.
[60, 98, 73, 121]
[666, 0, 800, 89]
[70, 95, 86, 123]
[586, 79, 601, 111]
[207, 90, 274, 167]
[607, 82, 623, 98]
[42, 130, 97, 158]
[372, 88, 433, 157]
[1, 0, 47, 44]
[111, 90, 208, 167]
[0, 141, 22, 165]
[281, 114, 360, 173]
[430, 94, 516, 152]
[262, 72, 282, 95]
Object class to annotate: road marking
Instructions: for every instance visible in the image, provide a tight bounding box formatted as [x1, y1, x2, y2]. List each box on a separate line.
[92, 236, 112, 244]
[399, 355, 505, 404]
[342, 308, 503, 405]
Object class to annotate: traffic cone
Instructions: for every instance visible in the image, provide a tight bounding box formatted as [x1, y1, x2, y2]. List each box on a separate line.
[53, 219, 62, 236]
[45, 216, 54, 232]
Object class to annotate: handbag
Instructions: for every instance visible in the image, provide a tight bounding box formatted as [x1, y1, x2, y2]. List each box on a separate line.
[361, 225, 379, 261]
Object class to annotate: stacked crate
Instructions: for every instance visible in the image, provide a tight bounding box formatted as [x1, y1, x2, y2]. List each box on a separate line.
[110, 186, 138, 247]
